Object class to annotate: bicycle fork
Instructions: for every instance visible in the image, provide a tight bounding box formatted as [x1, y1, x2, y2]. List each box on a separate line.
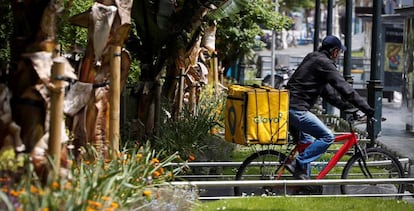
[355, 145, 374, 178]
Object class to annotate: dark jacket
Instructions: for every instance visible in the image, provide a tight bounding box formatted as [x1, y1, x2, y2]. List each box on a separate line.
[287, 50, 374, 115]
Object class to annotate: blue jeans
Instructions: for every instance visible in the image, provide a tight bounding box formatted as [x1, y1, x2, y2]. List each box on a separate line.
[289, 109, 335, 174]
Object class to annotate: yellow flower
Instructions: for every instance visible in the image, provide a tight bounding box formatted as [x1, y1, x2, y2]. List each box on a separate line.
[101, 196, 112, 201]
[136, 153, 143, 161]
[143, 190, 151, 197]
[111, 202, 118, 208]
[64, 182, 72, 189]
[151, 158, 160, 164]
[43, 208, 50, 211]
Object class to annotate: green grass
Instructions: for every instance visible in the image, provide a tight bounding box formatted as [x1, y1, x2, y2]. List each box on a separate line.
[193, 197, 414, 211]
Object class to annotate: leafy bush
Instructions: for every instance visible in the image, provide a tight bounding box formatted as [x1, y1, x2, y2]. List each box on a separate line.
[153, 86, 234, 164]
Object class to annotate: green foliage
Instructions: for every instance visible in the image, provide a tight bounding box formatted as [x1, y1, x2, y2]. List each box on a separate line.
[127, 57, 141, 84]
[280, 0, 316, 11]
[153, 86, 231, 160]
[0, 2, 12, 67]
[215, 0, 293, 71]
[57, 0, 93, 52]
[194, 197, 414, 211]
[0, 143, 198, 210]
[0, 146, 25, 173]
[206, 0, 252, 21]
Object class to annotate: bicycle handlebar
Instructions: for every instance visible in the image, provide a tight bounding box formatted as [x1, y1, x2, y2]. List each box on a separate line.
[343, 108, 386, 127]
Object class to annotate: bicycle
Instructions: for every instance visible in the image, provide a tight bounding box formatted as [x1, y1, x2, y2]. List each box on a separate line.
[234, 108, 405, 198]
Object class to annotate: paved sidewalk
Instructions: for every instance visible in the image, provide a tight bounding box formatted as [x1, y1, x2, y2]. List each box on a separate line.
[377, 100, 414, 175]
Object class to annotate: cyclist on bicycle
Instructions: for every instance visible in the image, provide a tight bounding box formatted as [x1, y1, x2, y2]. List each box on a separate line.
[286, 35, 375, 180]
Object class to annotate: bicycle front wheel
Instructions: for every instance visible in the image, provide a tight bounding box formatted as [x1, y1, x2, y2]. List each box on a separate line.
[234, 149, 294, 196]
[341, 147, 405, 198]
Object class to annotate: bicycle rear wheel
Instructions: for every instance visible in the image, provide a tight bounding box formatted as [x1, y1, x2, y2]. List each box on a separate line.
[341, 147, 405, 199]
[234, 149, 296, 196]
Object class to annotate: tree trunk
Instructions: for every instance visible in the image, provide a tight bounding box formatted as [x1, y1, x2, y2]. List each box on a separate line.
[70, 1, 132, 159]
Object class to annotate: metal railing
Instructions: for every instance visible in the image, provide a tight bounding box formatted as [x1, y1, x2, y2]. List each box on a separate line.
[169, 158, 411, 182]
[170, 178, 414, 187]
[169, 158, 410, 168]
[168, 178, 414, 199]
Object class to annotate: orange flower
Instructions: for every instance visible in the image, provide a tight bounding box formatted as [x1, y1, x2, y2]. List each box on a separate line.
[210, 128, 218, 134]
[152, 171, 160, 178]
[52, 182, 59, 189]
[188, 154, 195, 161]
[30, 185, 39, 194]
[85, 206, 97, 211]
[158, 167, 165, 174]
[0, 177, 10, 182]
[87, 200, 102, 209]
[10, 190, 19, 197]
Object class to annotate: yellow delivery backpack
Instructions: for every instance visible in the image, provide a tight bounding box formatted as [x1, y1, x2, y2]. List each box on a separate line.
[224, 84, 289, 145]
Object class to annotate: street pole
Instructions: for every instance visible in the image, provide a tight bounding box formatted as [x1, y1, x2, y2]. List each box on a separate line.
[323, 0, 334, 115]
[271, 0, 279, 88]
[314, 0, 321, 52]
[367, 0, 384, 145]
[342, 0, 353, 119]
[327, 0, 333, 36]
[343, 0, 353, 84]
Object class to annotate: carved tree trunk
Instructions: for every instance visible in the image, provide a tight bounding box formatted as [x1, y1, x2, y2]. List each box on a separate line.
[69, 0, 132, 159]
[7, 1, 77, 181]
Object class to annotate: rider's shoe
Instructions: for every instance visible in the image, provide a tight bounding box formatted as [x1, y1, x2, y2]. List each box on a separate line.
[294, 171, 310, 180]
[285, 161, 296, 173]
[287, 160, 310, 180]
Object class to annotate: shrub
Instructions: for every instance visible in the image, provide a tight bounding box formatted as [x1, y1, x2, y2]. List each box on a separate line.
[0, 142, 199, 210]
[152, 86, 235, 174]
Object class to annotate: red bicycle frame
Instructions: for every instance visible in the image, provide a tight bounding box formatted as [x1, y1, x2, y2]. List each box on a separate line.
[280, 131, 359, 180]
[316, 131, 358, 179]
